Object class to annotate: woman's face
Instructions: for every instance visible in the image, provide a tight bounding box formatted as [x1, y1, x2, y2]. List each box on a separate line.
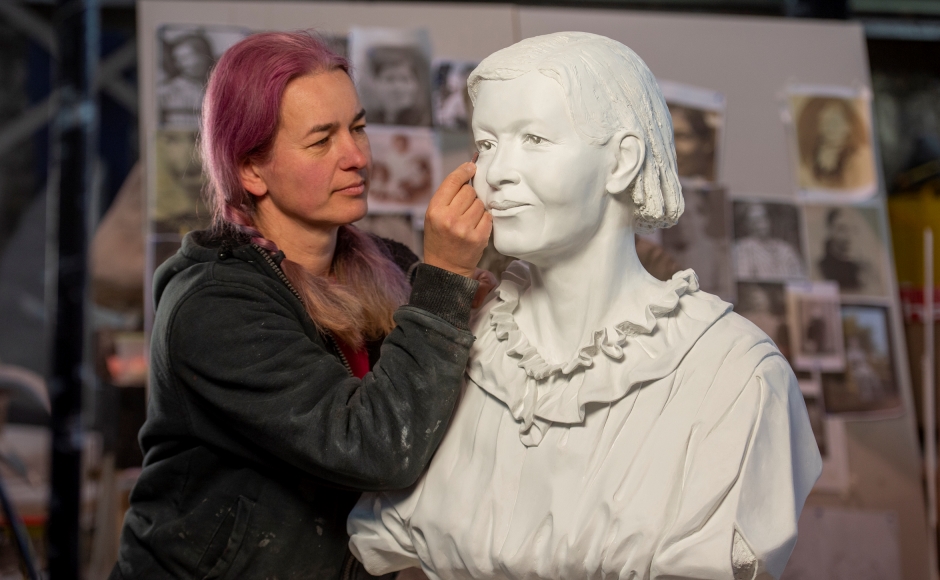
[374, 61, 419, 112]
[472, 71, 611, 264]
[246, 70, 371, 233]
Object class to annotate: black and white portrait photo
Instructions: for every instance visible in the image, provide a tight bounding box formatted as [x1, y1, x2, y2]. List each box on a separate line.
[350, 27, 432, 127]
[804, 204, 889, 297]
[789, 89, 877, 199]
[786, 281, 845, 372]
[367, 126, 440, 213]
[659, 80, 724, 185]
[732, 200, 806, 282]
[156, 25, 249, 127]
[736, 282, 790, 360]
[822, 306, 901, 416]
[432, 59, 477, 131]
[669, 104, 721, 184]
[660, 184, 732, 299]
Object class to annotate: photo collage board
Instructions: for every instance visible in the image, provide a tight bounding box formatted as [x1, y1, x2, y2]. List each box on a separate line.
[147, 21, 897, 492]
[654, 79, 893, 492]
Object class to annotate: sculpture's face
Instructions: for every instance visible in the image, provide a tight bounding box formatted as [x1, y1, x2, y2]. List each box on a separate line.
[472, 71, 611, 263]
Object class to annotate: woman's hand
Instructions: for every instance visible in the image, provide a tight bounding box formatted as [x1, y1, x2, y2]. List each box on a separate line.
[423, 162, 492, 278]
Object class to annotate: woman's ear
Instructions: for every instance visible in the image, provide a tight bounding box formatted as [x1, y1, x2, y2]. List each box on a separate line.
[606, 131, 645, 195]
[239, 160, 269, 198]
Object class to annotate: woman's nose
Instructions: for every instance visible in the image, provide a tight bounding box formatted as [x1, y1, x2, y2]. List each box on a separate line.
[339, 131, 369, 170]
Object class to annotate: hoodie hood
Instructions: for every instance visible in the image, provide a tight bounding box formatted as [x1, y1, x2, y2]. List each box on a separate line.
[152, 230, 255, 310]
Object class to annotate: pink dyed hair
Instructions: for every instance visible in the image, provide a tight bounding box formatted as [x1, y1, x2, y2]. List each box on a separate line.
[201, 31, 410, 347]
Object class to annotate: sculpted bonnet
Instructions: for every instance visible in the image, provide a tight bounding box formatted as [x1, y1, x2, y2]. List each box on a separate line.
[467, 31, 684, 232]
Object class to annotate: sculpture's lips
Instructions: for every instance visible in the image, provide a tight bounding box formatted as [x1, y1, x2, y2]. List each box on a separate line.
[488, 200, 530, 211]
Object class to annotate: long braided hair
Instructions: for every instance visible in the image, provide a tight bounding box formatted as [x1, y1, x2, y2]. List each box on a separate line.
[201, 31, 410, 347]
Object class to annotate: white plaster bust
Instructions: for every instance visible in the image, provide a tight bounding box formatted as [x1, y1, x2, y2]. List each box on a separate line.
[348, 32, 821, 580]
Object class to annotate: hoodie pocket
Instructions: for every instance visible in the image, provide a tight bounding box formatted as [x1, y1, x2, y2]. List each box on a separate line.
[195, 495, 255, 580]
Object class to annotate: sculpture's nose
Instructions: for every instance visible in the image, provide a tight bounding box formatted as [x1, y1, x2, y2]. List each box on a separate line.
[484, 143, 521, 191]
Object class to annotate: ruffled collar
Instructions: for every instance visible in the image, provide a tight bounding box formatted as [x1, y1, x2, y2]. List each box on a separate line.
[467, 261, 732, 446]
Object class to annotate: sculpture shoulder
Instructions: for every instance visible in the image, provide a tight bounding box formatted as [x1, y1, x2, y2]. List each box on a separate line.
[685, 305, 795, 398]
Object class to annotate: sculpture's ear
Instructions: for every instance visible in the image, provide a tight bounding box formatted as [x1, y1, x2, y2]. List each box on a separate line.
[606, 130, 645, 196]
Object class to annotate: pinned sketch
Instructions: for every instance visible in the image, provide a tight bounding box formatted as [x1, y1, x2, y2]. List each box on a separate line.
[354, 213, 422, 257]
[736, 282, 790, 360]
[658, 80, 724, 185]
[153, 129, 210, 235]
[781, 508, 901, 580]
[432, 59, 477, 131]
[785, 85, 878, 201]
[786, 281, 845, 372]
[803, 204, 889, 297]
[367, 126, 440, 215]
[822, 305, 902, 417]
[732, 199, 807, 282]
[156, 24, 250, 127]
[350, 27, 433, 127]
[660, 184, 732, 299]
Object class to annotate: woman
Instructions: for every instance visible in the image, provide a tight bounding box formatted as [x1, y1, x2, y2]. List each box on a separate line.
[349, 32, 821, 580]
[112, 32, 491, 579]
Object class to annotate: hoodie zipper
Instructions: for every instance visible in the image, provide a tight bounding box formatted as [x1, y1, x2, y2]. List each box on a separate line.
[251, 244, 354, 377]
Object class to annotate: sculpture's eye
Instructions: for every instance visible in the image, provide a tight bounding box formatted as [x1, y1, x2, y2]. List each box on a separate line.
[523, 134, 545, 145]
[476, 140, 495, 152]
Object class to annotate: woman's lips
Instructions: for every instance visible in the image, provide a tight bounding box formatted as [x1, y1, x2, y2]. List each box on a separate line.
[335, 182, 366, 196]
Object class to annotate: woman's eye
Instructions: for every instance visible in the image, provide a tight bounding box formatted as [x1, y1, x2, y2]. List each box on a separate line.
[310, 136, 330, 147]
[476, 140, 495, 152]
[353, 124, 367, 134]
[523, 134, 544, 145]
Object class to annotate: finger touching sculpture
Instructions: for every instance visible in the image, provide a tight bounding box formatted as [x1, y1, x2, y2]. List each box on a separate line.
[348, 31, 821, 580]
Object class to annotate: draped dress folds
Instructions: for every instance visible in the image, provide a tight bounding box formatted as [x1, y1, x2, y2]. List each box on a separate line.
[348, 262, 822, 580]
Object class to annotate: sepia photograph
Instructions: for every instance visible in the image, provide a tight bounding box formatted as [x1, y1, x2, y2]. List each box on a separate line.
[660, 184, 732, 299]
[822, 305, 902, 416]
[786, 281, 845, 372]
[432, 59, 477, 131]
[804, 204, 889, 297]
[736, 282, 790, 360]
[732, 200, 806, 282]
[153, 129, 210, 235]
[350, 27, 433, 127]
[156, 24, 250, 127]
[788, 87, 877, 200]
[353, 213, 422, 257]
[367, 126, 441, 214]
[659, 80, 724, 184]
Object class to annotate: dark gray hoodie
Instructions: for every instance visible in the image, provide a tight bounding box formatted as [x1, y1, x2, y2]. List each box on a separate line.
[112, 230, 477, 580]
